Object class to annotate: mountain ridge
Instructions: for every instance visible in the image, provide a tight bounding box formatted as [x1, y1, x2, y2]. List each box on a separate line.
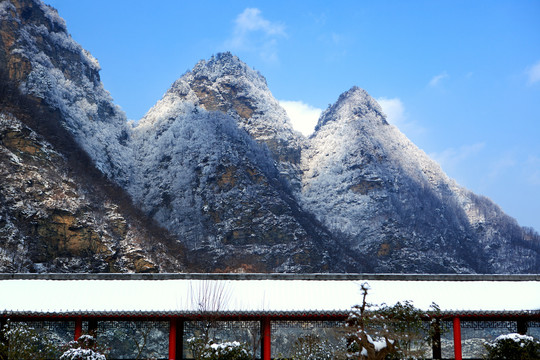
[0, 0, 185, 273]
[0, 0, 538, 273]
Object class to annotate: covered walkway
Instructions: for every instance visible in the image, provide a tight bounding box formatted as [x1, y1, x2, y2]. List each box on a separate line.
[1, 273, 539, 359]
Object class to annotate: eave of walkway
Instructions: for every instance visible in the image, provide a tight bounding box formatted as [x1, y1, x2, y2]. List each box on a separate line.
[1, 272, 539, 281]
[1, 273, 539, 318]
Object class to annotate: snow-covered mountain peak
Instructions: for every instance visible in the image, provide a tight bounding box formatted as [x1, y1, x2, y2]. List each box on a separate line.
[1, 0, 67, 34]
[164, 52, 277, 122]
[142, 52, 278, 126]
[187, 52, 267, 86]
[138, 53, 305, 189]
[315, 86, 387, 133]
[0, 0, 132, 183]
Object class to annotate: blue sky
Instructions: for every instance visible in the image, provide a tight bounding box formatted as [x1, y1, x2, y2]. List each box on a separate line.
[45, 0, 540, 231]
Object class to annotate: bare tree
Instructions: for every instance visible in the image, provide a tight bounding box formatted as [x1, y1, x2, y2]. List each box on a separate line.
[187, 280, 232, 359]
[190, 280, 232, 314]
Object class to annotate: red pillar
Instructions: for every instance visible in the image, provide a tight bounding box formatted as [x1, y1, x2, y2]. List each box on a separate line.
[74, 317, 82, 341]
[261, 317, 271, 360]
[169, 318, 177, 360]
[453, 317, 462, 360]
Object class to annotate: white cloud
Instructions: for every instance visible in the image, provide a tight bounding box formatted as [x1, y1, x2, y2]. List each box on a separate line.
[376, 97, 425, 138]
[428, 71, 449, 87]
[377, 97, 406, 126]
[526, 60, 540, 85]
[429, 142, 485, 172]
[279, 100, 322, 136]
[224, 8, 286, 62]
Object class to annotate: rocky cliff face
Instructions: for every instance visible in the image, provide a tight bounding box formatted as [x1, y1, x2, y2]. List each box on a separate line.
[1, 0, 538, 274]
[0, 110, 184, 272]
[0, 0, 131, 183]
[0, 0, 184, 273]
[130, 53, 350, 272]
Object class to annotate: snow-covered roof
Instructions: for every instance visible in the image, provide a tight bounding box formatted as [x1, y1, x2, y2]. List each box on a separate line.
[1, 274, 538, 317]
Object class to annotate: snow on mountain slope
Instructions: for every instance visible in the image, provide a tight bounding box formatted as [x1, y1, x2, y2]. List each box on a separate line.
[146, 52, 305, 190]
[302, 87, 538, 273]
[130, 55, 351, 272]
[0, 0, 132, 183]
